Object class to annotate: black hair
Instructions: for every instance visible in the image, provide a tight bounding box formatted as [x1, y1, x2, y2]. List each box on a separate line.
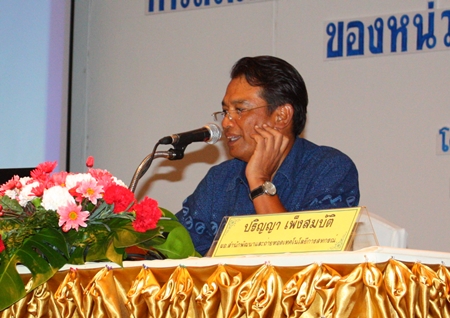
[230, 56, 308, 136]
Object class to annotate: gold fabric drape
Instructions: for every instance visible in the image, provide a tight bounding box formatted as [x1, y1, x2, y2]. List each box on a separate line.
[2, 259, 450, 317]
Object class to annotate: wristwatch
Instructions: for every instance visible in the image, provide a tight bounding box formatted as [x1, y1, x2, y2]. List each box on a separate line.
[250, 181, 277, 200]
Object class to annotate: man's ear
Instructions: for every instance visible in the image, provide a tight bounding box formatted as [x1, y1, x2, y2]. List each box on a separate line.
[273, 104, 294, 130]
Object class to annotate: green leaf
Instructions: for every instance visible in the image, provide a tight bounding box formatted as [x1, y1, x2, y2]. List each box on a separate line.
[0, 228, 69, 311]
[113, 225, 162, 248]
[0, 256, 26, 312]
[160, 207, 178, 220]
[84, 240, 108, 262]
[87, 200, 112, 220]
[136, 235, 166, 249]
[159, 219, 191, 234]
[152, 226, 197, 259]
[0, 195, 24, 214]
[67, 246, 85, 265]
[105, 242, 124, 266]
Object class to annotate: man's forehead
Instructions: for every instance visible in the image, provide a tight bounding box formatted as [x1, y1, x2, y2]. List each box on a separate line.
[221, 99, 253, 107]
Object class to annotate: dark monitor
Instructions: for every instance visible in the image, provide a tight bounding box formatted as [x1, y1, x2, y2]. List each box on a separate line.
[0, 168, 34, 185]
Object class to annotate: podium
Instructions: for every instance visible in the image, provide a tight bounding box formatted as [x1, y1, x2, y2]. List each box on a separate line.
[2, 246, 450, 317]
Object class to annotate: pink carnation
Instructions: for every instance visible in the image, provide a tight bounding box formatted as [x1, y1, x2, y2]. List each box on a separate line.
[132, 197, 161, 232]
[88, 168, 114, 189]
[50, 171, 69, 187]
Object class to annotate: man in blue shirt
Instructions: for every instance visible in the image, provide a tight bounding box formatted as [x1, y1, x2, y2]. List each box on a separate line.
[177, 56, 359, 256]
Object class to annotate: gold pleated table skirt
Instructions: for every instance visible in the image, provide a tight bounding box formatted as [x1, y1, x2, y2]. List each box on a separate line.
[2, 246, 450, 318]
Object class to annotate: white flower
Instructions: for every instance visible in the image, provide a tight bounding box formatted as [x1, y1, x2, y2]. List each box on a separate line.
[112, 177, 127, 187]
[4, 189, 17, 200]
[19, 177, 32, 187]
[18, 181, 40, 207]
[65, 173, 95, 189]
[42, 186, 76, 211]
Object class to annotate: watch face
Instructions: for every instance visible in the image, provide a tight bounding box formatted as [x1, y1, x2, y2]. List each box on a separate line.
[263, 181, 276, 195]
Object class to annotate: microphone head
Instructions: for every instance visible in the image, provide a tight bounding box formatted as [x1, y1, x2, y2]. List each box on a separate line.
[205, 123, 222, 144]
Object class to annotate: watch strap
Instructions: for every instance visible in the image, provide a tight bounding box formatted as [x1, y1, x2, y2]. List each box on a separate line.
[250, 181, 276, 201]
[250, 185, 265, 200]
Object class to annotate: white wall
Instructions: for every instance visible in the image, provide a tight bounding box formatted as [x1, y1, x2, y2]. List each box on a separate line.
[72, 0, 450, 253]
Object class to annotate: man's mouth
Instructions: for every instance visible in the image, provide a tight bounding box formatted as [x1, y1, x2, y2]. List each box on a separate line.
[226, 135, 240, 143]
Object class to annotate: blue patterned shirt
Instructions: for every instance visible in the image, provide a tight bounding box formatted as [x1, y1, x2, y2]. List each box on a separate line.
[177, 137, 360, 255]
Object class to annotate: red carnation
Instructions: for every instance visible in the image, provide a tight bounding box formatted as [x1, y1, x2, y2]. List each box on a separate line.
[132, 196, 161, 232]
[0, 236, 5, 254]
[103, 184, 136, 213]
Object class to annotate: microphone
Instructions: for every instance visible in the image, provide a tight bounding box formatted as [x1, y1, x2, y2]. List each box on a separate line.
[159, 123, 222, 146]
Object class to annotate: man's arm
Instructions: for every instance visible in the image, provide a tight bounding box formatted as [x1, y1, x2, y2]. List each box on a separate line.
[301, 153, 360, 210]
[245, 124, 292, 214]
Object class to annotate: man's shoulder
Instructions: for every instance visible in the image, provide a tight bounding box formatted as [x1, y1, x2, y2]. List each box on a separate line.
[294, 138, 352, 163]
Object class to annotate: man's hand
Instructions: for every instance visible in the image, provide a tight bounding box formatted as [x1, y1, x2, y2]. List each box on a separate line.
[245, 124, 290, 189]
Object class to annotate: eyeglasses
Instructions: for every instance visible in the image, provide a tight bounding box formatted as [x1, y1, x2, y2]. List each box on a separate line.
[211, 105, 269, 122]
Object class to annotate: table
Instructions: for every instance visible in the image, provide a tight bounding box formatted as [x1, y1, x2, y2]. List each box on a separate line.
[2, 246, 450, 317]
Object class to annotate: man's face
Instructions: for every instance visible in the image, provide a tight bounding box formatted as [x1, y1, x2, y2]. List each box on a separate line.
[221, 76, 276, 162]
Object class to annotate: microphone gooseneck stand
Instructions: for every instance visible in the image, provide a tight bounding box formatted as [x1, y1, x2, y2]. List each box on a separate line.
[126, 142, 188, 260]
[129, 124, 221, 192]
[128, 142, 187, 193]
[126, 124, 221, 260]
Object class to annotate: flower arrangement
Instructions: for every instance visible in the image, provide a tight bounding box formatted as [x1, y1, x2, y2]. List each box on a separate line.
[0, 157, 197, 311]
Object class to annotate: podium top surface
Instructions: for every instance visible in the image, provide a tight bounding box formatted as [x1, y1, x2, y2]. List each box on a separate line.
[16, 246, 450, 274]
